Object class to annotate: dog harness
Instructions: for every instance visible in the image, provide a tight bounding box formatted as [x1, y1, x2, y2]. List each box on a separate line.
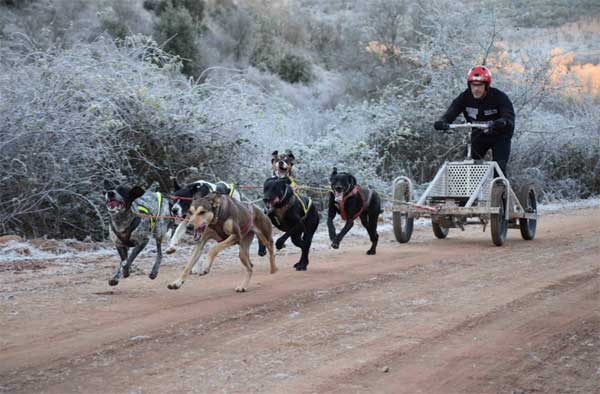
[335, 186, 372, 221]
[271, 191, 312, 227]
[211, 198, 254, 242]
[136, 192, 162, 232]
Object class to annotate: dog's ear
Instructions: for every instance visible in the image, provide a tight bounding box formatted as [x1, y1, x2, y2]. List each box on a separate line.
[349, 175, 357, 187]
[331, 167, 338, 177]
[271, 150, 279, 163]
[287, 150, 295, 164]
[173, 178, 181, 192]
[103, 179, 114, 191]
[208, 193, 221, 208]
[129, 186, 145, 201]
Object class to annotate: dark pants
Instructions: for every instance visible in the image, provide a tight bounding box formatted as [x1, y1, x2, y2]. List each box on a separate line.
[471, 132, 512, 175]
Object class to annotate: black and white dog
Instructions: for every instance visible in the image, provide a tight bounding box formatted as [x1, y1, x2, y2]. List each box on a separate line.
[263, 177, 319, 271]
[272, 150, 295, 179]
[327, 168, 381, 255]
[166, 180, 241, 255]
[104, 180, 171, 286]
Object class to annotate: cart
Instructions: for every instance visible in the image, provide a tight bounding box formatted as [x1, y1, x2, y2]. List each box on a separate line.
[391, 122, 538, 246]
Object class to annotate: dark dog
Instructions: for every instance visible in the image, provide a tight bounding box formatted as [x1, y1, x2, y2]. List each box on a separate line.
[272, 150, 295, 179]
[104, 180, 171, 286]
[263, 177, 319, 271]
[327, 168, 381, 255]
[167, 193, 277, 292]
[167, 179, 240, 254]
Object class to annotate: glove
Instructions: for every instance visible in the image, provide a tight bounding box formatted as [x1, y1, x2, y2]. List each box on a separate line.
[490, 119, 507, 134]
[434, 120, 449, 131]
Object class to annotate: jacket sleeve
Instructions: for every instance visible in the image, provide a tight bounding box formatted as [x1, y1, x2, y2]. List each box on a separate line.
[440, 92, 465, 123]
[497, 91, 515, 133]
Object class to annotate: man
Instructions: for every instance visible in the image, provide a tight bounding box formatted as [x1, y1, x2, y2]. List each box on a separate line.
[434, 65, 515, 174]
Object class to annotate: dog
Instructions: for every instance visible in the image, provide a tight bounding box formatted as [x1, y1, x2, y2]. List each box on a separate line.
[166, 179, 241, 255]
[104, 180, 171, 286]
[263, 177, 319, 271]
[167, 193, 277, 292]
[327, 167, 381, 255]
[272, 150, 295, 179]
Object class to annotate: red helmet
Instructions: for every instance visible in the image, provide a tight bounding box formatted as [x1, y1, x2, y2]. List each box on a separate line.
[467, 65, 492, 86]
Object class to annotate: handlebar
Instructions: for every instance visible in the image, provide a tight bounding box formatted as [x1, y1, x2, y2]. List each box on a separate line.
[448, 122, 491, 130]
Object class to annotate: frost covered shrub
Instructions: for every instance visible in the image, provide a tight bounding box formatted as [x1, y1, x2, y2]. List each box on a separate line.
[153, 4, 200, 76]
[277, 53, 313, 84]
[0, 36, 236, 239]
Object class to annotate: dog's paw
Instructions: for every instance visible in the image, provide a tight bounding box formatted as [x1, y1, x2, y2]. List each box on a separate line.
[235, 286, 247, 293]
[270, 265, 278, 274]
[331, 241, 339, 249]
[198, 268, 210, 276]
[108, 278, 119, 286]
[122, 267, 130, 278]
[366, 249, 376, 255]
[257, 245, 267, 256]
[167, 280, 183, 290]
[293, 262, 308, 271]
[275, 239, 286, 250]
[149, 271, 158, 280]
[165, 247, 176, 255]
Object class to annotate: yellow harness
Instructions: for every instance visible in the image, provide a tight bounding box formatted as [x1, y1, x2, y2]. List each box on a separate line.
[136, 192, 162, 232]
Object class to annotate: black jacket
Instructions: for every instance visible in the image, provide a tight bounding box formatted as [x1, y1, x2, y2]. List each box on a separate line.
[441, 87, 515, 137]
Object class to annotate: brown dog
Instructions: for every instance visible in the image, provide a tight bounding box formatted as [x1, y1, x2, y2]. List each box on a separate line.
[167, 193, 277, 292]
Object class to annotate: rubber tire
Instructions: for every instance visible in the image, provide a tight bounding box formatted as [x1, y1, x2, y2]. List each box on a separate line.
[432, 220, 449, 239]
[490, 183, 508, 246]
[392, 181, 414, 243]
[518, 184, 537, 240]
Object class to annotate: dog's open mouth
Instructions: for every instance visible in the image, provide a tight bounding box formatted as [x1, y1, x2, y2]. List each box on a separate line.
[334, 190, 344, 203]
[264, 197, 280, 210]
[276, 169, 288, 178]
[194, 223, 207, 241]
[106, 199, 125, 211]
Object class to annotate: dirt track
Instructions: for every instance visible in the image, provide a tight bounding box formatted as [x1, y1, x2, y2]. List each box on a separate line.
[1, 206, 599, 394]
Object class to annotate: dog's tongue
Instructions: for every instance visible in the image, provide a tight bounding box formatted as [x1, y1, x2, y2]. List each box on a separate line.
[107, 200, 123, 209]
[194, 224, 207, 241]
[334, 191, 344, 202]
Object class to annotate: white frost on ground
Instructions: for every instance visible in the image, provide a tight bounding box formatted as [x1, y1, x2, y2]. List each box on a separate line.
[1, 198, 598, 263]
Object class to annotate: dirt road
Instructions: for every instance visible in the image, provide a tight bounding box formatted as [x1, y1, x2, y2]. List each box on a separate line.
[1, 206, 599, 394]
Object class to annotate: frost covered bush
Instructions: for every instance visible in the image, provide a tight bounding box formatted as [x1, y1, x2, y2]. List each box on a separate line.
[0, 35, 383, 239]
[0, 36, 237, 239]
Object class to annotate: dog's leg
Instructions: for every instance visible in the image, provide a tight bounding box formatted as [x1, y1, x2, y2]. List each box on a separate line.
[108, 246, 128, 286]
[167, 236, 209, 290]
[327, 194, 341, 248]
[200, 234, 239, 276]
[149, 239, 162, 279]
[236, 235, 254, 292]
[290, 232, 308, 271]
[275, 232, 291, 250]
[331, 218, 354, 249]
[257, 241, 266, 257]
[165, 220, 187, 255]
[360, 213, 378, 255]
[255, 230, 277, 275]
[123, 239, 149, 277]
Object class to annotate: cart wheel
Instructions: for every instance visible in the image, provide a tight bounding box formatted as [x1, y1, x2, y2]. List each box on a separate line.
[518, 184, 537, 240]
[432, 220, 449, 239]
[490, 182, 508, 246]
[392, 181, 414, 243]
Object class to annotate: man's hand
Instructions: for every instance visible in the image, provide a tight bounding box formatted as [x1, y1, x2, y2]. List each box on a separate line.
[490, 119, 507, 134]
[434, 120, 449, 131]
